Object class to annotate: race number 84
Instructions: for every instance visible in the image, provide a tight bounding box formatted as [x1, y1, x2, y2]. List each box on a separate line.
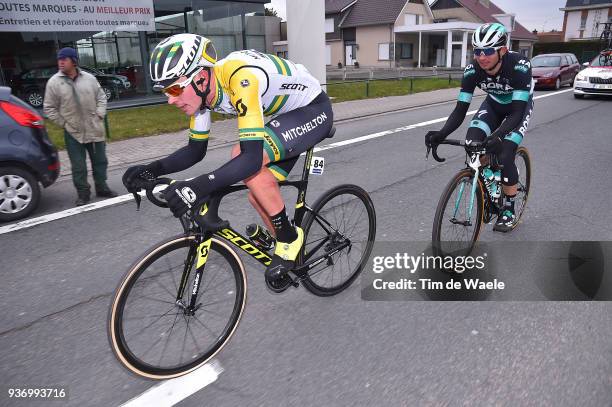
[310, 156, 324, 175]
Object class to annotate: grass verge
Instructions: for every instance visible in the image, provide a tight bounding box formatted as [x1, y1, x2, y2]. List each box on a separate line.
[46, 77, 459, 149]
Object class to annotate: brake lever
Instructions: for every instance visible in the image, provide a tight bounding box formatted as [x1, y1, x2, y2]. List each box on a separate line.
[132, 191, 142, 210]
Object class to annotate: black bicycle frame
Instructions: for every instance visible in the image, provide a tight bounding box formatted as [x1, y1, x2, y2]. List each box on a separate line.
[175, 147, 345, 309]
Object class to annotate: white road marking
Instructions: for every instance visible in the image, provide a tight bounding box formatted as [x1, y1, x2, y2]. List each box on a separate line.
[0, 89, 574, 236]
[120, 361, 223, 407]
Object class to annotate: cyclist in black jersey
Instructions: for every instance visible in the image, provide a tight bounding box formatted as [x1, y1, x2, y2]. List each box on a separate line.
[425, 23, 534, 232]
[121, 34, 333, 281]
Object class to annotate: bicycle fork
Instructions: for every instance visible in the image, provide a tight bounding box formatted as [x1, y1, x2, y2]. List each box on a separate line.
[451, 155, 481, 226]
[176, 234, 213, 316]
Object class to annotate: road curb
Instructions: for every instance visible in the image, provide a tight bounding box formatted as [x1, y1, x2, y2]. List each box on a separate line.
[56, 93, 472, 180]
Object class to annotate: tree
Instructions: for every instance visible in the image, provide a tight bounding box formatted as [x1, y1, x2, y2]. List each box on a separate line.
[265, 7, 278, 17]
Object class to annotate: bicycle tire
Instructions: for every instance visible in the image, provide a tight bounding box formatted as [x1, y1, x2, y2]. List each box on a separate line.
[108, 235, 246, 380]
[511, 146, 531, 230]
[299, 184, 376, 297]
[432, 168, 485, 258]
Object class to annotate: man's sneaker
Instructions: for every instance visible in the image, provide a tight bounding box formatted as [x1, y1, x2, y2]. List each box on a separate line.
[96, 187, 118, 198]
[493, 209, 516, 233]
[75, 194, 91, 206]
[265, 227, 304, 281]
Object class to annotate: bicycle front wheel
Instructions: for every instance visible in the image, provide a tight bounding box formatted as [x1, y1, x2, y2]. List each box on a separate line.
[512, 146, 532, 230]
[432, 169, 484, 257]
[299, 184, 376, 296]
[108, 235, 246, 380]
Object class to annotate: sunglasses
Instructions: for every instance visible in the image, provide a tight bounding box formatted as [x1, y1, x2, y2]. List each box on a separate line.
[474, 48, 499, 57]
[155, 67, 204, 97]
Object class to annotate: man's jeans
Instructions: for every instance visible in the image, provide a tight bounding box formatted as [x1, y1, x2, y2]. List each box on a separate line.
[64, 131, 109, 196]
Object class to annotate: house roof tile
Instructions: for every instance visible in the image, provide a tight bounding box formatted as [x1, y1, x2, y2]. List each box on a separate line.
[339, 0, 409, 27]
[456, 0, 537, 41]
[325, 0, 357, 14]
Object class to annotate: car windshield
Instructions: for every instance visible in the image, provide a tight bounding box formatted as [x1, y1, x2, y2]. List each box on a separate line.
[532, 56, 561, 67]
[589, 54, 612, 67]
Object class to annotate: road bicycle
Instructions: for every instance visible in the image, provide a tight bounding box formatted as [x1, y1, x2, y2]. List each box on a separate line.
[108, 128, 376, 379]
[428, 139, 531, 257]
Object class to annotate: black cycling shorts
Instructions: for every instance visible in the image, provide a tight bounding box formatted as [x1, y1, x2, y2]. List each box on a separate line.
[466, 96, 534, 185]
[263, 91, 333, 180]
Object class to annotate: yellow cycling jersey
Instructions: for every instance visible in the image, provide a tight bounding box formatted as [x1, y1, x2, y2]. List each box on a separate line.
[188, 50, 322, 143]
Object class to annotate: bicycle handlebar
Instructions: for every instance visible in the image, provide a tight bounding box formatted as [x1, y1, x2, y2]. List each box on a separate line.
[426, 139, 486, 162]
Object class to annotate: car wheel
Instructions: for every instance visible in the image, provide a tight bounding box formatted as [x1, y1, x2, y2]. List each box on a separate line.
[25, 90, 44, 108]
[574, 93, 584, 99]
[102, 86, 113, 101]
[554, 78, 561, 90]
[0, 166, 41, 222]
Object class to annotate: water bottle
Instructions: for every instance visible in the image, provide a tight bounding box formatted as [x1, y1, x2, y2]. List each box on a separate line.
[246, 224, 274, 251]
[482, 168, 501, 199]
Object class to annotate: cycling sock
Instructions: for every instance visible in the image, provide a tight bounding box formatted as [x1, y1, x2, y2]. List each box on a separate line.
[270, 207, 297, 243]
[504, 194, 516, 213]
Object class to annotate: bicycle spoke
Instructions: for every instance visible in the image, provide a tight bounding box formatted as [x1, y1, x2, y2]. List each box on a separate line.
[157, 312, 181, 367]
[126, 305, 177, 340]
[139, 311, 181, 360]
[192, 314, 220, 340]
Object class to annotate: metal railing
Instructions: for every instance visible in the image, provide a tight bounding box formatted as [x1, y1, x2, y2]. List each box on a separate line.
[323, 73, 462, 98]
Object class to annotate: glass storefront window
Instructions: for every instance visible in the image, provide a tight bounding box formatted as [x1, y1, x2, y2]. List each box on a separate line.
[0, 0, 268, 107]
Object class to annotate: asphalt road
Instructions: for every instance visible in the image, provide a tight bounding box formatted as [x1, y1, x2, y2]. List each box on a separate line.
[1, 89, 611, 407]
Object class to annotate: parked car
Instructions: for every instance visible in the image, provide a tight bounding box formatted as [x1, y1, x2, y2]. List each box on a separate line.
[532, 53, 580, 90]
[573, 52, 612, 98]
[10, 66, 128, 108]
[0, 86, 60, 222]
[81, 66, 132, 90]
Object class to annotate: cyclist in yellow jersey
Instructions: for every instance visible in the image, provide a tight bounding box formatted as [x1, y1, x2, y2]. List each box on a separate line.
[122, 34, 334, 281]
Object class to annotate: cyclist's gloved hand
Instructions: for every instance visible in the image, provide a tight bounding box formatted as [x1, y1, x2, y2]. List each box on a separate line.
[485, 134, 504, 154]
[163, 179, 207, 218]
[122, 162, 161, 192]
[425, 130, 445, 147]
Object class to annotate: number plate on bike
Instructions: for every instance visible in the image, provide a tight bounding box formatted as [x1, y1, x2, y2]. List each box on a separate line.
[310, 156, 325, 175]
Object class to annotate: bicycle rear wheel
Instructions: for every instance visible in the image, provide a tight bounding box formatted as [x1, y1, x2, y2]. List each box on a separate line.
[108, 235, 246, 380]
[299, 184, 376, 296]
[511, 146, 532, 230]
[432, 169, 485, 257]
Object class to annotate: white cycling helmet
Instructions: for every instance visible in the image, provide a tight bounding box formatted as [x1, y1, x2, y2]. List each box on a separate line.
[472, 23, 508, 48]
[149, 33, 217, 88]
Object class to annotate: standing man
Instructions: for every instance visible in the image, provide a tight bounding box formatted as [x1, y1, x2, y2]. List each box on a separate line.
[44, 47, 117, 206]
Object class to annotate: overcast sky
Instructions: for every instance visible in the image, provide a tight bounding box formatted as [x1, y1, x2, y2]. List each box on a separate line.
[266, 0, 567, 32]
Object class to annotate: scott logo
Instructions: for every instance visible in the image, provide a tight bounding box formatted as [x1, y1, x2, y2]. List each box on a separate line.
[235, 99, 248, 117]
[180, 187, 197, 203]
[217, 228, 272, 265]
[280, 83, 308, 91]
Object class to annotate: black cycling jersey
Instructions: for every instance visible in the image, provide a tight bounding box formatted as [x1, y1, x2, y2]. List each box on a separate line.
[459, 51, 533, 106]
[439, 51, 534, 139]
[436, 51, 535, 187]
